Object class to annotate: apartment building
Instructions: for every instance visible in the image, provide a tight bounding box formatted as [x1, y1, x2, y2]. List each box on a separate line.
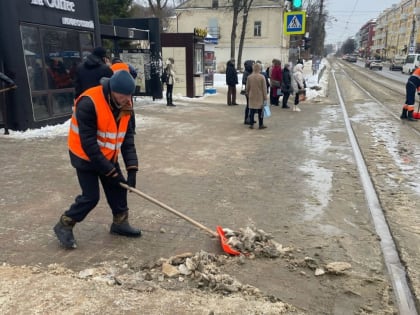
[359, 19, 376, 58]
[372, 0, 420, 60]
[166, 0, 290, 70]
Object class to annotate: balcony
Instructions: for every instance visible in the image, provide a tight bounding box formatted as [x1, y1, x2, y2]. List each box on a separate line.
[401, 13, 408, 20]
[399, 27, 407, 34]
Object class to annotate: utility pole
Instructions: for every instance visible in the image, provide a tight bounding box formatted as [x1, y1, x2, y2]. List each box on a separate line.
[318, 0, 324, 56]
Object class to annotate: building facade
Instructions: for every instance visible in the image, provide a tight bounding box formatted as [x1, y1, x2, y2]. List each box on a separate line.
[371, 0, 420, 60]
[359, 20, 376, 58]
[167, 0, 290, 71]
[0, 0, 101, 131]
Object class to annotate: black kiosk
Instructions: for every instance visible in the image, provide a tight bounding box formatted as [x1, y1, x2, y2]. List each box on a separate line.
[0, 0, 101, 131]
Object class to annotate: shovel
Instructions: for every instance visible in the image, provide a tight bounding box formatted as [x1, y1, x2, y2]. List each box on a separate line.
[0, 85, 17, 94]
[120, 183, 241, 255]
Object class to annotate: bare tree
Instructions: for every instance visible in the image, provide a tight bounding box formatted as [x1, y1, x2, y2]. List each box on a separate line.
[304, 0, 328, 56]
[237, 0, 254, 70]
[230, 0, 244, 63]
[131, 0, 174, 31]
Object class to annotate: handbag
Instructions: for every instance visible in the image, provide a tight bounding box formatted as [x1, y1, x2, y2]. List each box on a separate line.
[263, 102, 271, 118]
[276, 89, 283, 96]
[299, 91, 306, 102]
[271, 79, 281, 87]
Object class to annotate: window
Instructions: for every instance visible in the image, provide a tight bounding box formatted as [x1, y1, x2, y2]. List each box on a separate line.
[212, 0, 218, 8]
[194, 47, 203, 74]
[254, 21, 262, 37]
[20, 24, 94, 121]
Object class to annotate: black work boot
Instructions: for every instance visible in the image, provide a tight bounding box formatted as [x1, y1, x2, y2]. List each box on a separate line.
[400, 108, 408, 119]
[53, 215, 77, 249]
[407, 110, 417, 121]
[110, 211, 142, 237]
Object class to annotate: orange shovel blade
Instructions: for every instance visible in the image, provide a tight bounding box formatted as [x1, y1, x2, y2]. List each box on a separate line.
[216, 226, 241, 256]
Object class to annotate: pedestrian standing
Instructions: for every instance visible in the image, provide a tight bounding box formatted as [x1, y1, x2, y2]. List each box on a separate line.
[0, 70, 17, 135]
[242, 60, 255, 124]
[53, 70, 141, 249]
[291, 63, 305, 112]
[226, 59, 238, 105]
[74, 46, 113, 98]
[163, 59, 176, 106]
[269, 59, 282, 106]
[246, 63, 268, 129]
[400, 67, 420, 121]
[281, 63, 293, 108]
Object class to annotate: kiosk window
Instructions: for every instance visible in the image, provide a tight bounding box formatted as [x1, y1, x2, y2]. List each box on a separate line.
[194, 47, 203, 74]
[20, 24, 94, 121]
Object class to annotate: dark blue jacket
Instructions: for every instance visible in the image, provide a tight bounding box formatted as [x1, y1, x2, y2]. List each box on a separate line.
[74, 54, 113, 98]
[226, 61, 238, 86]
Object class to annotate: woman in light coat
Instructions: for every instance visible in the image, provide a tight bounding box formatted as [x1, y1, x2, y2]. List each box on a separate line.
[291, 63, 305, 112]
[164, 61, 176, 106]
[245, 63, 268, 129]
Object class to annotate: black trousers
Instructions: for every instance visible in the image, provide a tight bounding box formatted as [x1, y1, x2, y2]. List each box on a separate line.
[64, 166, 128, 222]
[166, 84, 173, 104]
[249, 108, 263, 127]
[227, 85, 236, 104]
[294, 92, 300, 105]
[282, 92, 290, 107]
[244, 95, 250, 122]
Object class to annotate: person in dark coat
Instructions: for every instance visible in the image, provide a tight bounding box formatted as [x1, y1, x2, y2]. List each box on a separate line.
[281, 63, 293, 108]
[73, 46, 113, 98]
[53, 70, 141, 249]
[225, 59, 238, 105]
[242, 60, 255, 124]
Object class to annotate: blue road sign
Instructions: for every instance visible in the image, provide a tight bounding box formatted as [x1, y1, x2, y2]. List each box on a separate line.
[284, 11, 306, 35]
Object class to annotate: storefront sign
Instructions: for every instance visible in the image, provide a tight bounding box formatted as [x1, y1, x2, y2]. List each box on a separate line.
[30, 0, 75, 13]
[62, 17, 94, 29]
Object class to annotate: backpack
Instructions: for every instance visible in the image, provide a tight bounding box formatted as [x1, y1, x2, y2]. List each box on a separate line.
[161, 70, 168, 83]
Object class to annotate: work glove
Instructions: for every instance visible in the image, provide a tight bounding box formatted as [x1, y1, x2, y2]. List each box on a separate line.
[106, 169, 127, 188]
[127, 169, 137, 188]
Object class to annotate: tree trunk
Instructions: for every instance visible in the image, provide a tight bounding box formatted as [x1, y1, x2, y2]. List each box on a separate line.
[237, 0, 253, 70]
[230, 4, 240, 61]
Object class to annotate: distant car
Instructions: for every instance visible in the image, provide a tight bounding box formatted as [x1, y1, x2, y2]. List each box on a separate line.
[369, 60, 383, 70]
[347, 55, 357, 62]
[365, 58, 373, 68]
[389, 56, 405, 71]
[402, 54, 420, 74]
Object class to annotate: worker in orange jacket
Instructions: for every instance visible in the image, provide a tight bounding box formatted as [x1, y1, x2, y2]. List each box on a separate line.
[53, 70, 140, 249]
[401, 67, 420, 121]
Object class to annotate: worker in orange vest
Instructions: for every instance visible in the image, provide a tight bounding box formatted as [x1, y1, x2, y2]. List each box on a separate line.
[401, 66, 420, 121]
[111, 57, 137, 79]
[53, 70, 140, 249]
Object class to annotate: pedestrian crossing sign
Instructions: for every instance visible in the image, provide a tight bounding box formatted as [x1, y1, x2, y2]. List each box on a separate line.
[284, 11, 306, 35]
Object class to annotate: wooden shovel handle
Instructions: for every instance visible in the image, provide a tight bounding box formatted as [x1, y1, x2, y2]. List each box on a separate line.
[120, 183, 218, 238]
[0, 86, 17, 93]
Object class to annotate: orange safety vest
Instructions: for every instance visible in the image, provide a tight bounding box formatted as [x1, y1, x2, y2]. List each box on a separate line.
[111, 62, 130, 73]
[68, 86, 130, 162]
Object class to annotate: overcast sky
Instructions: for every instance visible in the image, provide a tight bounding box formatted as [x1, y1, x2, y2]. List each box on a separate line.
[324, 0, 399, 44]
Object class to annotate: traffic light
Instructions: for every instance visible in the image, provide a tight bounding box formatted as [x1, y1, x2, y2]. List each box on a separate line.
[292, 0, 302, 10]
